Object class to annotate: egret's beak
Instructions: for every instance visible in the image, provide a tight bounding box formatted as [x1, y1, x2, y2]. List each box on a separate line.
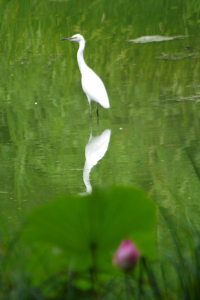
[60, 37, 75, 41]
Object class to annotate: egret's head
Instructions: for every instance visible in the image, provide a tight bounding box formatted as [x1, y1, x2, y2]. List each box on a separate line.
[61, 34, 85, 43]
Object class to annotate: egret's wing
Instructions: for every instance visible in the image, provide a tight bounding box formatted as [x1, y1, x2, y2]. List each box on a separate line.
[85, 129, 111, 166]
[82, 67, 110, 108]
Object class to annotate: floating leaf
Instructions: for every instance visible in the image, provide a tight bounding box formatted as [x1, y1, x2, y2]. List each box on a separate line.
[155, 52, 200, 60]
[22, 186, 156, 273]
[167, 96, 200, 102]
[127, 35, 188, 44]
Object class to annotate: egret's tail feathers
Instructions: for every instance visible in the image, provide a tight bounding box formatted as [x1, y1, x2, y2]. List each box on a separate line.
[101, 100, 110, 109]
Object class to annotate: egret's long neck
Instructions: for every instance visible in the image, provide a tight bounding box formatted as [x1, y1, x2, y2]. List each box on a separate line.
[77, 39, 87, 75]
[83, 161, 92, 194]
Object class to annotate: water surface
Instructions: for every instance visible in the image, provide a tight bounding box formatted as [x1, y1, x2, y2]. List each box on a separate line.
[0, 0, 200, 244]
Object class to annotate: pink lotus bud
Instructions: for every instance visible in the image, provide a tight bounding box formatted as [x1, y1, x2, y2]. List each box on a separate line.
[113, 239, 140, 272]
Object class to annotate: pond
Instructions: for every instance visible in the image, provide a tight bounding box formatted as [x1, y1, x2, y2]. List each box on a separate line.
[0, 0, 200, 248]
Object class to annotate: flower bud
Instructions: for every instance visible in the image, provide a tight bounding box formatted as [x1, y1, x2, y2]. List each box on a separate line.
[113, 239, 140, 272]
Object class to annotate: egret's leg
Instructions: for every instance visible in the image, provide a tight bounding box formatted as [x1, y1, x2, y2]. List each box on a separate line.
[90, 123, 93, 137]
[87, 95, 92, 119]
[96, 102, 99, 118]
[90, 110, 93, 126]
[97, 114, 99, 129]
[90, 104, 92, 119]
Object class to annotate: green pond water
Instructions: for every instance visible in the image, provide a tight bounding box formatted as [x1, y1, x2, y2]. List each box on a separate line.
[0, 0, 200, 245]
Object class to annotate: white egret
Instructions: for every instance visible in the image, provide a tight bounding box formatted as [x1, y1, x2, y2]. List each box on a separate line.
[61, 34, 110, 117]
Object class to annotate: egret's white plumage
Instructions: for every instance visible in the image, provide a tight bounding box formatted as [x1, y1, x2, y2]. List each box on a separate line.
[61, 34, 110, 117]
[83, 129, 111, 194]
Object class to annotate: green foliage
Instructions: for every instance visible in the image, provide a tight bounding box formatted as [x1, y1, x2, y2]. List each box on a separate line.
[1, 189, 200, 299]
[22, 186, 156, 275]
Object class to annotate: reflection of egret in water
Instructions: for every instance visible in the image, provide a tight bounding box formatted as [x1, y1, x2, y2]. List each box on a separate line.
[83, 129, 111, 194]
